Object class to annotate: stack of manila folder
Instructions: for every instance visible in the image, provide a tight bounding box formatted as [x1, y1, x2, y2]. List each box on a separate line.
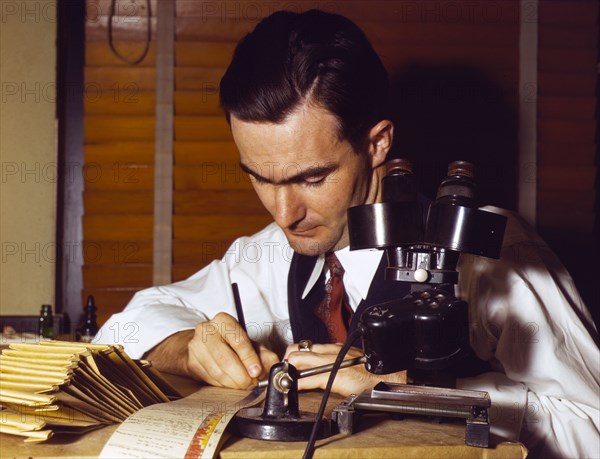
[0, 340, 180, 442]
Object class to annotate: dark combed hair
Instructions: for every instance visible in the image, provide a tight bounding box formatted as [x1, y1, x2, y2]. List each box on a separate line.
[219, 9, 390, 152]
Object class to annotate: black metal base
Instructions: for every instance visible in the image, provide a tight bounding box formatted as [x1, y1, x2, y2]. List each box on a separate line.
[233, 407, 324, 441]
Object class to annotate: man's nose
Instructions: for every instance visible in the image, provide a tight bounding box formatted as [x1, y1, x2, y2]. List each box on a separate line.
[274, 186, 304, 229]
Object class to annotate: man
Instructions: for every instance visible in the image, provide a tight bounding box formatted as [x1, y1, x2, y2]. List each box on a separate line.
[97, 10, 599, 458]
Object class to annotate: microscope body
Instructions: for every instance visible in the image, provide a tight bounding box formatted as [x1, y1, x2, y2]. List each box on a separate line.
[348, 160, 506, 387]
[360, 285, 468, 387]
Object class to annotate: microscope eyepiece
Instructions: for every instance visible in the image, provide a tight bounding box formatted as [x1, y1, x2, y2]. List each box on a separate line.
[435, 160, 477, 204]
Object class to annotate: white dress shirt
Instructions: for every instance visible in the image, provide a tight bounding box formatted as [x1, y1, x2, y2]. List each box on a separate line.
[96, 206, 599, 458]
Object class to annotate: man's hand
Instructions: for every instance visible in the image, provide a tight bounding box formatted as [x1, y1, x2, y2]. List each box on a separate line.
[284, 343, 406, 397]
[146, 312, 279, 390]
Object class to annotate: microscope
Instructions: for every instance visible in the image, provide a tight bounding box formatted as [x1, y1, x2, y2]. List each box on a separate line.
[234, 159, 507, 448]
[330, 159, 507, 447]
[348, 158, 506, 387]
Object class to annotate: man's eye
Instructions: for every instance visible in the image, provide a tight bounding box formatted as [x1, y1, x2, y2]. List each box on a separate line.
[303, 176, 326, 187]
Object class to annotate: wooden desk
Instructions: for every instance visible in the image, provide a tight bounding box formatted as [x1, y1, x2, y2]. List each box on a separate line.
[0, 376, 527, 459]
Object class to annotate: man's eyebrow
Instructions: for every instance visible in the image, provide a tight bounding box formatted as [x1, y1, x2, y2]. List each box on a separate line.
[239, 162, 337, 185]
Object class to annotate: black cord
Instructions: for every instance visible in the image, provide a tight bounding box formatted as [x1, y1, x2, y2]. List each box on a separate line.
[302, 327, 364, 459]
[108, 0, 152, 65]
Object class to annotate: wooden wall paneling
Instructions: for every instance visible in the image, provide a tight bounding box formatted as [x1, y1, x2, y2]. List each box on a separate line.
[83, 214, 153, 241]
[84, 116, 156, 142]
[173, 215, 274, 241]
[175, 67, 227, 90]
[85, 91, 156, 115]
[379, 45, 518, 71]
[83, 0, 155, 322]
[536, 0, 598, 322]
[174, 190, 266, 215]
[537, 2, 598, 220]
[84, 141, 155, 163]
[538, 72, 596, 96]
[172, 1, 266, 281]
[83, 165, 153, 191]
[86, 0, 158, 14]
[83, 265, 152, 289]
[363, 23, 520, 47]
[85, 67, 157, 90]
[538, 47, 597, 73]
[174, 0, 521, 23]
[538, 142, 595, 166]
[82, 240, 153, 264]
[174, 166, 253, 191]
[175, 17, 259, 42]
[537, 190, 595, 230]
[174, 141, 240, 163]
[538, 119, 596, 144]
[538, 0, 598, 25]
[86, 17, 156, 42]
[86, 42, 157, 66]
[173, 266, 207, 282]
[537, 165, 595, 191]
[538, 23, 597, 47]
[173, 238, 237, 265]
[175, 42, 236, 67]
[174, 116, 232, 141]
[537, 96, 596, 120]
[175, 91, 222, 116]
[84, 191, 154, 214]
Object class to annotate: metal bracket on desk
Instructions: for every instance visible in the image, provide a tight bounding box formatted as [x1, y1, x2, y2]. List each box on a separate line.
[233, 361, 330, 441]
[332, 382, 491, 447]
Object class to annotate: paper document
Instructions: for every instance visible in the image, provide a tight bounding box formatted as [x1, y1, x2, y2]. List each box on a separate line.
[99, 386, 264, 459]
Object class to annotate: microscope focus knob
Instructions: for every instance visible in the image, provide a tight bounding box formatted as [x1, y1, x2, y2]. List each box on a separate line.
[414, 268, 429, 283]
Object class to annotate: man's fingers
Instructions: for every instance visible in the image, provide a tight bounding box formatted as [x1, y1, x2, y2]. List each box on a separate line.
[286, 349, 333, 370]
[257, 344, 280, 378]
[291, 356, 381, 396]
[188, 330, 251, 388]
[186, 313, 279, 389]
[297, 373, 329, 392]
[284, 344, 375, 396]
[284, 343, 364, 361]
[213, 312, 263, 378]
[306, 343, 347, 354]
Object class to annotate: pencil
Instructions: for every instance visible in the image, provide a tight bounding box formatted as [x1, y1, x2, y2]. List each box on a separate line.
[231, 282, 247, 332]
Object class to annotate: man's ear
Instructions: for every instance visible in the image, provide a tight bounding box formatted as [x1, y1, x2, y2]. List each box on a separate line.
[367, 120, 394, 168]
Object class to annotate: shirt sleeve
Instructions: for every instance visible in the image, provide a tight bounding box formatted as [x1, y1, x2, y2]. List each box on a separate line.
[94, 223, 294, 359]
[456, 208, 599, 458]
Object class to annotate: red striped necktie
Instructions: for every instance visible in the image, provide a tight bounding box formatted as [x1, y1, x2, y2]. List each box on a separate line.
[314, 253, 354, 343]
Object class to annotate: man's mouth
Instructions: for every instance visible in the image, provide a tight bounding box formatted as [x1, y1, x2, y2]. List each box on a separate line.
[288, 227, 318, 237]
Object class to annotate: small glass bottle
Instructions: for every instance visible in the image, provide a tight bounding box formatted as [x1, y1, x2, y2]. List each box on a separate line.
[62, 312, 71, 335]
[38, 304, 54, 339]
[76, 295, 99, 343]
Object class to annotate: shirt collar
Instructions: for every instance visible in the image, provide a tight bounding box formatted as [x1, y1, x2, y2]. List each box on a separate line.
[301, 246, 384, 301]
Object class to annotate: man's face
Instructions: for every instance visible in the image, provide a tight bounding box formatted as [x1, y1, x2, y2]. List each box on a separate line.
[231, 104, 381, 256]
